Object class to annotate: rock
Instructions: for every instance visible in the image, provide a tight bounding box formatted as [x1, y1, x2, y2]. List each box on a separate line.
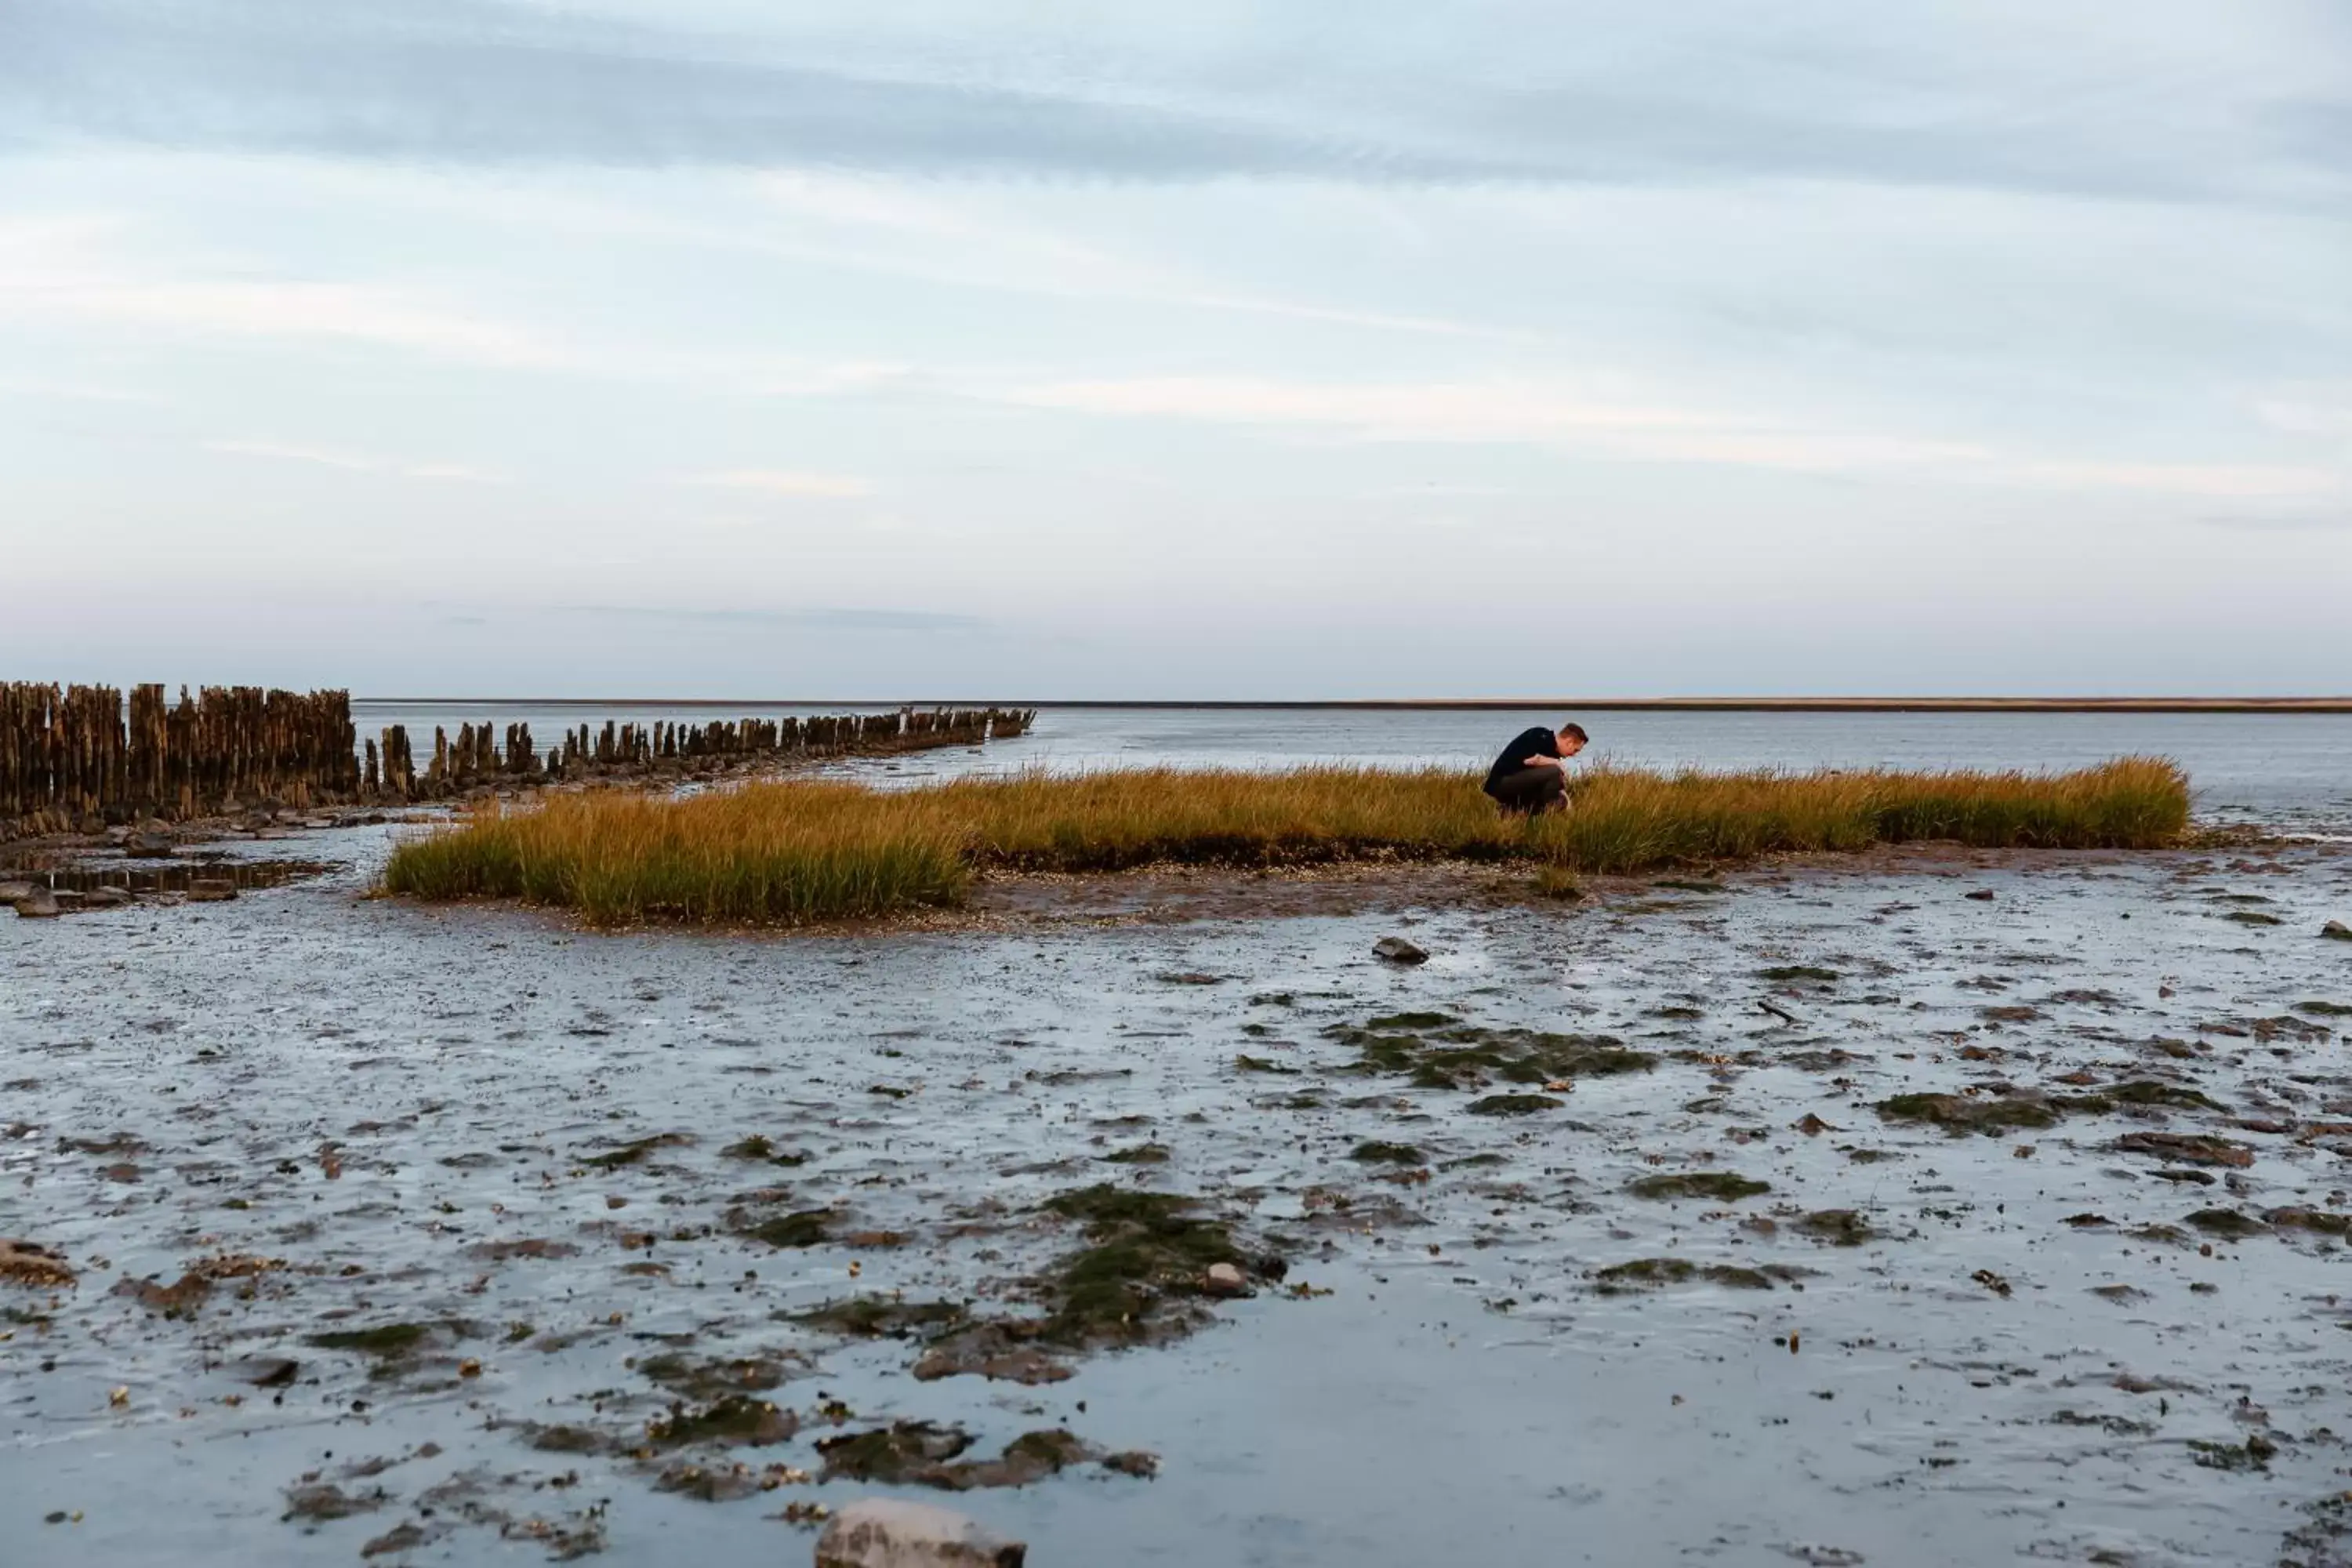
[123, 832, 174, 858]
[1203, 1261, 1249, 1297]
[13, 888, 62, 919]
[49, 889, 84, 912]
[187, 880, 238, 902]
[85, 886, 133, 908]
[0, 880, 32, 903]
[813, 1497, 1025, 1568]
[1373, 935, 1428, 965]
[2325, 920, 2351, 942]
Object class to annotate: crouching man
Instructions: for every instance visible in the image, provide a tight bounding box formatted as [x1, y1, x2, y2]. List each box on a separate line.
[1483, 720, 1588, 816]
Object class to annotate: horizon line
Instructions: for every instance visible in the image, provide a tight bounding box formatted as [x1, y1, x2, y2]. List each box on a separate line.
[347, 695, 2352, 713]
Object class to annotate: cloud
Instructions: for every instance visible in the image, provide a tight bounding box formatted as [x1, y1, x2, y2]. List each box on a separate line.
[1007, 373, 2351, 495]
[205, 437, 503, 480]
[0, 216, 565, 368]
[572, 604, 984, 633]
[2200, 512, 2352, 532]
[3, 0, 2337, 202]
[682, 469, 875, 499]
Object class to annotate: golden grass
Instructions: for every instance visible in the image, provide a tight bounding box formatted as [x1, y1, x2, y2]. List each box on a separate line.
[381, 757, 2190, 926]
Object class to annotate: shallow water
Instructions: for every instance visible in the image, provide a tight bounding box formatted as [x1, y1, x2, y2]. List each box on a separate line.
[6, 818, 2352, 1565]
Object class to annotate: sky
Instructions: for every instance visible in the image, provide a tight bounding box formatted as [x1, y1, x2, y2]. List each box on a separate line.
[2, 0, 2347, 699]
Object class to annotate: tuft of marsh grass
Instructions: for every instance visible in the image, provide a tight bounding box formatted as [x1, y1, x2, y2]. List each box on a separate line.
[382, 757, 2189, 927]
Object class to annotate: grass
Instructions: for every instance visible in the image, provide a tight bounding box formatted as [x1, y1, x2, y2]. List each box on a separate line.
[381, 757, 2190, 927]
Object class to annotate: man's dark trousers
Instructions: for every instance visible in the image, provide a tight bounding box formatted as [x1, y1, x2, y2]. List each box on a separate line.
[1486, 766, 1565, 815]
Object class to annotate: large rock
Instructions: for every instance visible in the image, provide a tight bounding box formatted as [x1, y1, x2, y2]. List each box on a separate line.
[13, 887, 62, 919]
[0, 880, 32, 904]
[2325, 920, 2351, 942]
[1373, 935, 1429, 965]
[814, 1498, 1025, 1568]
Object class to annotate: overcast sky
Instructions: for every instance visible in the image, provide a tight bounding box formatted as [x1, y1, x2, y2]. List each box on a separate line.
[2, 0, 2347, 697]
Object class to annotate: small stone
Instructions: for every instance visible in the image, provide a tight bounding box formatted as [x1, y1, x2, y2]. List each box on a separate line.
[1204, 1261, 1248, 1296]
[1372, 936, 1428, 965]
[812, 1497, 1025, 1567]
[2324, 920, 2351, 942]
[123, 832, 174, 858]
[0, 880, 34, 902]
[187, 880, 238, 902]
[13, 888, 62, 919]
[85, 886, 133, 907]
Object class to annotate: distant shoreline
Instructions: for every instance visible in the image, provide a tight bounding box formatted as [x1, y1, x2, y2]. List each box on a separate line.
[354, 696, 2352, 714]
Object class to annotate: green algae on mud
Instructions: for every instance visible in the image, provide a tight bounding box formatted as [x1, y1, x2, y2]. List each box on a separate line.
[1326, 1013, 1658, 1094]
[792, 1296, 970, 1339]
[1039, 1186, 1249, 1343]
[1628, 1171, 1771, 1201]
[734, 1208, 836, 1248]
[1594, 1258, 1780, 1291]
[815, 1423, 1111, 1491]
[644, 1394, 797, 1448]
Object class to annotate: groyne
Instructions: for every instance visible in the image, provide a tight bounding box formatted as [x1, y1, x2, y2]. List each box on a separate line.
[2, 683, 1033, 839]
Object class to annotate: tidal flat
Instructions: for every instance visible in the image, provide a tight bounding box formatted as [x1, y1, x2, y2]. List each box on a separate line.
[5, 818, 2352, 1566]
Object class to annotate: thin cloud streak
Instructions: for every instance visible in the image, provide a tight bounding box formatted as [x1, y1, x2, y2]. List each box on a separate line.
[682, 470, 875, 499]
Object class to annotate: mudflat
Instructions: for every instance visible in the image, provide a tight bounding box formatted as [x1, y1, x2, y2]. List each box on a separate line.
[5, 818, 2352, 1565]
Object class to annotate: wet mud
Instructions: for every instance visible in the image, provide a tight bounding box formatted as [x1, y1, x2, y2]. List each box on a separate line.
[5, 819, 2352, 1564]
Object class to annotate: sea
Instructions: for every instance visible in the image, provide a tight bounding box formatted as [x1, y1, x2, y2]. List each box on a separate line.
[350, 702, 2352, 837]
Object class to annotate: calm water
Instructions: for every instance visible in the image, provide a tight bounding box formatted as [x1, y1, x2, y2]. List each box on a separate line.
[350, 702, 2352, 834]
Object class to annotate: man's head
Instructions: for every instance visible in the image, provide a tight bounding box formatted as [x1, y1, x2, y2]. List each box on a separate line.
[1557, 722, 1589, 758]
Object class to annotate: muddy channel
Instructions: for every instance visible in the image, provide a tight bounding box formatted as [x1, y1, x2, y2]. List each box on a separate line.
[5, 821, 2352, 1566]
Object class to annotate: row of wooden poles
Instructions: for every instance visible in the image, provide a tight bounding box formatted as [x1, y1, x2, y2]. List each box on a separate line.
[2, 683, 1036, 837]
[365, 707, 1035, 797]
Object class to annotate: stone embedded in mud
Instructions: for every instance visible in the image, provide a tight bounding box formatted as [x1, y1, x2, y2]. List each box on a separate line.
[813, 1497, 1025, 1568]
[2323, 920, 2351, 942]
[1372, 936, 1428, 964]
[1348, 1141, 1426, 1166]
[1203, 1262, 1248, 1297]
[13, 887, 62, 919]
